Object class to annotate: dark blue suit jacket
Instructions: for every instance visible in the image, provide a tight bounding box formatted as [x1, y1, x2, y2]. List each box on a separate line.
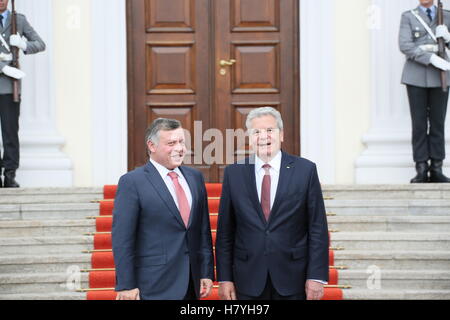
[216, 152, 329, 297]
[112, 162, 214, 300]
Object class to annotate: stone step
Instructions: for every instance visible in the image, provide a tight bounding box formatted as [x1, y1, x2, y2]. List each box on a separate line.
[339, 269, 450, 290]
[334, 250, 450, 269]
[0, 188, 103, 205]
[0, 236, 94, 254]
[0, 292, 87, 300]
[325, 199, 450, 216]
[327, 216, 450, 232]
[0, 272, 89, 294]
[343, 289, 450, 300]
[0, 220, 95, 237]
[322, 184, 450, 200]
[330, 232, 450, 251]
[0, 203, 100, 221]
[0, 254, 91, 273]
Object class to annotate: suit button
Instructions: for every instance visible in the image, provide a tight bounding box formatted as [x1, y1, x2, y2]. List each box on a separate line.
[266, 231, 270, 235]
[185, 250, 189, 254]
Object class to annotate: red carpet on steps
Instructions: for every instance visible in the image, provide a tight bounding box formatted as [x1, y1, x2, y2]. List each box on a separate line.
[86, 184, 343, 300]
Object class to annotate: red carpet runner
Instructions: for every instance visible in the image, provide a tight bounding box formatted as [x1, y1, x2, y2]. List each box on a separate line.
[84, 185, 343, 300]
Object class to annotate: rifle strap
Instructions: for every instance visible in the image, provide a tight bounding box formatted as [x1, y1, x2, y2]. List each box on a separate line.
[0, 33, 11, 53]
[411, 9, 438, 43]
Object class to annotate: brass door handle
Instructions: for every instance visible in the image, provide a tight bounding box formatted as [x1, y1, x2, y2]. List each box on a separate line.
[219, 59, 236, 67]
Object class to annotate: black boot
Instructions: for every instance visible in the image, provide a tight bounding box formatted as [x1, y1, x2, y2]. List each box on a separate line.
[429, 160, 450, 183]
[3, 170, 20, 188]
[410, 162, 429, 183]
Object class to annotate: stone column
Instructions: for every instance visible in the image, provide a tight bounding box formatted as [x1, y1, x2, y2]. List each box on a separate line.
[300, 0, 337, 184]
[6, 0, 73, 186]
[356, 0, 450, 183]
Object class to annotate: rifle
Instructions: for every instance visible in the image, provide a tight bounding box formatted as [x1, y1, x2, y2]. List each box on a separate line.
[10, 0, 19, 102]
[438, 0, 448, 92]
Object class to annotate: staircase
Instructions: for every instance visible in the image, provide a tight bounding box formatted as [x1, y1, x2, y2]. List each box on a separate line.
[324, 185, 450, 300]
[0, 188, 102, 300]
[0, 185, 449, 300]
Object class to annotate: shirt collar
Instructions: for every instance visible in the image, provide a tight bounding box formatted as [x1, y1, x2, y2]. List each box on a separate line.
[1, 10, 9, 22]
[255, 150, 282, 173]
[149, 158, 183, 179]
[419, 5, 436, 14]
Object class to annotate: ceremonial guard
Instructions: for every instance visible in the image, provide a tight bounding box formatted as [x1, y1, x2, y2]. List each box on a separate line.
[400, 0, 450, 183]
[0, 0, 45, 187]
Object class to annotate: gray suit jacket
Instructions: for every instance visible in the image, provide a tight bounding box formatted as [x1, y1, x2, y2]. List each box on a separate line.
[399, 6, 450, 88]
[0, 12, 46, 95]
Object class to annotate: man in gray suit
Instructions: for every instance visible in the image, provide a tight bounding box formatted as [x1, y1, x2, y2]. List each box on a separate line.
[0, 0, 45, 188]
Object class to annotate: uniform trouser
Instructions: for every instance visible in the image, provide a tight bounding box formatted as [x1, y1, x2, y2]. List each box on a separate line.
[406, 85, 449, 162]
[0, 94, 20, 172]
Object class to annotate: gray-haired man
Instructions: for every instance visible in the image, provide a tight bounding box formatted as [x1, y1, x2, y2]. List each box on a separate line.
[399, 0, 450, 183]
[0, 0, 45, 188]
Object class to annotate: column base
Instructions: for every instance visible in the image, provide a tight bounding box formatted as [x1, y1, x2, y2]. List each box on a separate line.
[1, 134, 73, 187]
[355, 132, 450, 184]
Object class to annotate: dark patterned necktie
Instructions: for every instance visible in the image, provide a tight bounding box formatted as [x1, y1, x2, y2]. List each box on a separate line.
[261, 164, 271, 221]
[427, 8, 433, 22]
[0, 15, 3, 29]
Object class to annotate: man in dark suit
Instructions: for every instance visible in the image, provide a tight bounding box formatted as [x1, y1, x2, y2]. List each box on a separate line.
[112, 118, 214, 300]
[216, 107, 329, 300]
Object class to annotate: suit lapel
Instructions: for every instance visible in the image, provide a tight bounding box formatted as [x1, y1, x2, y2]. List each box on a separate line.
[268, 152, 295, 225]
[178, 166, 198, 229]
[144, 162, 186, 229]
[243, 156, 268, 226]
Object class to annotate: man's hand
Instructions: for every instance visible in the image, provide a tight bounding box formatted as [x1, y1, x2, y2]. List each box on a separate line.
[218, 281, 237, 300]
[430, 54, 450, 71]
[10, 33, 27, 51]
[305, 280, 324, 300]
[1, 65, 26, 79]
[200, 279, 213, 298]
[116, 288, 140, 300]
[437, 25, 450, 43]
[0, 53, 12, 62]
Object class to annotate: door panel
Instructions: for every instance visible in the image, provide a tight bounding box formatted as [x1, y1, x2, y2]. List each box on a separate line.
[128, 0, 299, 182]
[214, 0, 299, 181]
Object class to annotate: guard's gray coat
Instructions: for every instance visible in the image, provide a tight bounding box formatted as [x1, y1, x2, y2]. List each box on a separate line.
[0, 12, 46, 94]
[399, 6, 450, 87]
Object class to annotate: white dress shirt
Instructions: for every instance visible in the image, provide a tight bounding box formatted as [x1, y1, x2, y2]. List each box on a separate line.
[149, 158, 193, 210]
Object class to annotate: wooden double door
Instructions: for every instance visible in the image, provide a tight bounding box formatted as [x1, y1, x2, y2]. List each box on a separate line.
[127, 0, 299, 182]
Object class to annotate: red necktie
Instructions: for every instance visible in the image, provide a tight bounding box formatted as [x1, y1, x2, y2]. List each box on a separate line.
[168, 172, 191, 227]
[261, 164, 271, 221]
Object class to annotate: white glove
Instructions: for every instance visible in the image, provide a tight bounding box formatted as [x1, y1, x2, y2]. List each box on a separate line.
[1, 65, 26, 79]
[430, 54, 450, 71]
[436, 25, 450, 43]
[9, 33, 27, 51]
[0, 52, 13, 62]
